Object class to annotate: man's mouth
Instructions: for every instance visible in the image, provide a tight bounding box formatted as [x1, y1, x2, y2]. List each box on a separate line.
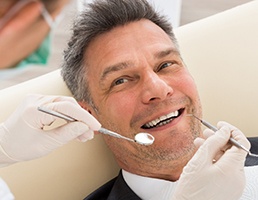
[141, 108, 184, 129]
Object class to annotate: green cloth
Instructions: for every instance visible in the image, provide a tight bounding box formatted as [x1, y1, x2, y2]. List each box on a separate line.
[15, 34, 51, 69]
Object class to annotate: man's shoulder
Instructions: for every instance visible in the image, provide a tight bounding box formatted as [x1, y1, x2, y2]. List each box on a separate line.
[84, 177, 117, 200]
[245, 137, 258, 166]
[84, 171, 141, 200]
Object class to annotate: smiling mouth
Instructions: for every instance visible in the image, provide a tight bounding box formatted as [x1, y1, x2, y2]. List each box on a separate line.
[141, 108, 184, 129]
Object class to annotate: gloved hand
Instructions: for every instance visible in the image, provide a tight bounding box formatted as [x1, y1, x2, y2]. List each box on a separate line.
[0, 94, 101, 166]
[172, 121, 250, 200]
[0, 178, 15, 200]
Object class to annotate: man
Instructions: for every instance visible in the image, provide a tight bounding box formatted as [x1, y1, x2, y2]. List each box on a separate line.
[61, 0, 255, 199]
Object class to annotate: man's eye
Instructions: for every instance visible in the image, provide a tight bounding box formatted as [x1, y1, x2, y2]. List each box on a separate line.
[113, 78, 128, 86]
[159, 62, 173, 70]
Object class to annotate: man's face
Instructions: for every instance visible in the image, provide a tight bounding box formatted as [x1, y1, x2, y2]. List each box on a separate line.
[83, 19, 202, 181]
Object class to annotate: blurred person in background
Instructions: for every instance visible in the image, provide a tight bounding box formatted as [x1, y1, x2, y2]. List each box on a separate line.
[0, 0, 71, 69]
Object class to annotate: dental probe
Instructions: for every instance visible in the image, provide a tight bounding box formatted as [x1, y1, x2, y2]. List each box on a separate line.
[189, 114, 258, 158]
[37, 107, 155, 146]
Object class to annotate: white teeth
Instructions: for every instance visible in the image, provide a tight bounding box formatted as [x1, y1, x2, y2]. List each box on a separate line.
[160, 115, 166, 121]
[144, 110, 179, 128]
[167, 110, 178, 118]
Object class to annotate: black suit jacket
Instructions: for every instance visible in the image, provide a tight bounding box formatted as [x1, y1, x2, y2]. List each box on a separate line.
[245, 137, 258, 166]
[84, 170, 140, 200]
[84, 137, 258, 200]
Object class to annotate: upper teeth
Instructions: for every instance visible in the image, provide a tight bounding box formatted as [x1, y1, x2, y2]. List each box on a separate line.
[144, 110, 179, 128]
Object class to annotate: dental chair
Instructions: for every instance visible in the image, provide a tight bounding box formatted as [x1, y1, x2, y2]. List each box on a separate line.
[0, 1, 257, 199]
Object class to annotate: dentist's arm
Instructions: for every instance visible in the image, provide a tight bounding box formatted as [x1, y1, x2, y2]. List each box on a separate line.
[172, 122, 250, 200]
[0, 94, 101, 167]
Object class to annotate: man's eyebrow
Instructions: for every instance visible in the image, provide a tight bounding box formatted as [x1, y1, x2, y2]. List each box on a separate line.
[154, 48, 179, 59]
[100, 48, 179, 82]
[100, 61, 132, 82]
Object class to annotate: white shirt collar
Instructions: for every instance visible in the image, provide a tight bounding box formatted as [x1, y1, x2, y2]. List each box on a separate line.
[122, 169, 178, 200]
[123, 166, 258, 200]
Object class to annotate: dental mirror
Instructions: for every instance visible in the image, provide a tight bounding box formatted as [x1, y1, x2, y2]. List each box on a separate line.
[134, 132, 155, 145]
[38, 107, 155, 146]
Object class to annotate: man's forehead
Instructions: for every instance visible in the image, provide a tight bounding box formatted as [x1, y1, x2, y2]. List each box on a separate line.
[84, 19, 176, 75]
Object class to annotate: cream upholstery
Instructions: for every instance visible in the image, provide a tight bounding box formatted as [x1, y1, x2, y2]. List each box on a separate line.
[0, 1, 257, 199]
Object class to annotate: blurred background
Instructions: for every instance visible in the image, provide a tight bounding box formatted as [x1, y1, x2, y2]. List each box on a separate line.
[0, 0, 251, 89]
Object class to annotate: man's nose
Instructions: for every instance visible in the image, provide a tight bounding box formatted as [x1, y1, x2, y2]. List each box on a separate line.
[141, 71, 173, 104]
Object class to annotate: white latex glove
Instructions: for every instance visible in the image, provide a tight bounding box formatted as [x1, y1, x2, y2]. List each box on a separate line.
[0, 178, 14, 200]
[0, 94, 101, 166]
[172, 121, 250, 200]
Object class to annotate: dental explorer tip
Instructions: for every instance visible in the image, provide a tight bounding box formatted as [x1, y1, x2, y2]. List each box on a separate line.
[186, 114, 202, 121]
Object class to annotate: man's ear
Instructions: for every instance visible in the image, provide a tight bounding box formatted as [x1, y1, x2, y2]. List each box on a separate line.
[78, 101, 92, 114]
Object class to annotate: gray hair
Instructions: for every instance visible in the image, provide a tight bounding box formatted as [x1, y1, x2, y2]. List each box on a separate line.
[61, 0, 178, 104]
